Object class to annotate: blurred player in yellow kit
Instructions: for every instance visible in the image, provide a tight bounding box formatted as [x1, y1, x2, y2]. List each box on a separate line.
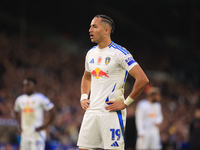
[77, 14, 149, 150]
[14, 78, 55, 150]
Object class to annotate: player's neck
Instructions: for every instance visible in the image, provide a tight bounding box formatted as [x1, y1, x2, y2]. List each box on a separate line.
[147, 98, 153, 103]
[26, 91, 35, 96]
[98, 38, 112, 49]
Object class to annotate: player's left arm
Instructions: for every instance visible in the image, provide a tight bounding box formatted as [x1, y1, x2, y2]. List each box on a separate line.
[36, 107, 56, 131]
[126, 65, 149, 101]
[106, 65, 149, 111]
[36, 96, 56, 131]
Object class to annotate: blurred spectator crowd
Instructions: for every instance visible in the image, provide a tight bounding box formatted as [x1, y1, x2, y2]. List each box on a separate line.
[0, 30, 200, 150]
[0, 30, 85, 149]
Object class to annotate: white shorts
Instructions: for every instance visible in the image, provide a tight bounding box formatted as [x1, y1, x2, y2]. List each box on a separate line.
[136, 128, 162, 150]
[20, 131, 46, 150]
[77, 109, 126, 150]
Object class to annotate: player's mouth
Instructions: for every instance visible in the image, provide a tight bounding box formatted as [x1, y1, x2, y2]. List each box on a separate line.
[90, 34, 94, 39]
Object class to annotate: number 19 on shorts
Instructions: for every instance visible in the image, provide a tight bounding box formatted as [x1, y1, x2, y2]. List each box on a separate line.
[110, 129, 120, 140]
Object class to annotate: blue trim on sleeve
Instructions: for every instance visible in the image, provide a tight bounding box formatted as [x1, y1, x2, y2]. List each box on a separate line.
[46, 102, 52, 106]
[127, 60, 136, 66]
[111, 43, 130, 55]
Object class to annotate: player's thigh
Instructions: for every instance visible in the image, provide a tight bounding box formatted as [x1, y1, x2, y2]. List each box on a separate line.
[100, 110, 126, 150]
[30, 132, 46, 150]
[31, 140, 45, 150]
[149, 133, 162, 150]
[20, 134, 30, 150]
[20, 140, 30, 150]
[136, 134, 151, 150]
[136, 136, 144, 150]
[77, 112, 101, 148]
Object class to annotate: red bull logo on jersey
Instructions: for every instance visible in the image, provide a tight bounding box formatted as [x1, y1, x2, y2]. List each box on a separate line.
[91, 68, 109, 79]
[148, 112, 156, 118]
[23, 101, 34, 114]
[23, 107, 34, 114]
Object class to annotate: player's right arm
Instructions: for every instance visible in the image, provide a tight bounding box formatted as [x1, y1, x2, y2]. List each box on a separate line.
[15, 111, 22, 132]
[14, 98, 22, 132]
[80, 70, 91, 110]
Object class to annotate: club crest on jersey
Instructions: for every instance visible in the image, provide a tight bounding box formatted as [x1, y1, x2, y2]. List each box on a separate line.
[105, 57, 111, 65]
[97, 56, 102, 65]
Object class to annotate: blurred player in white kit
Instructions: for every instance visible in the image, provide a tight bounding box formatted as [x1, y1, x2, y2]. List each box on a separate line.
[135, 87, 163, 150]
[14, 77, 55, 150]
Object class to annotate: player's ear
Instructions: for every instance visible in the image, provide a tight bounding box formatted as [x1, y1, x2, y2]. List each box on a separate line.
[105, 27, 111, 35]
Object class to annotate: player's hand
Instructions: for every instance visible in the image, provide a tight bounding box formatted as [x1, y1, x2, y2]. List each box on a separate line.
[105, 100, 127, 112]
[155, 123, 161, 128]
[81, 99, 90, 110]
[36, 125, 46, 131]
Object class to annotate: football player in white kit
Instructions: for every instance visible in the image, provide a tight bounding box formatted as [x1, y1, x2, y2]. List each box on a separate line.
[77, 14, 149, 150]
[135, 87, 163, 150]
[14, 78, 56, 150]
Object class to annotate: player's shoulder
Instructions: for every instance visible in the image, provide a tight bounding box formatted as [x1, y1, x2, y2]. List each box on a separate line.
[110, 42, 130, 55]
[153, 102, 162, 107]
[33, 92, 48, 100]
[15, 94, 26, 101]
[137, 99, 148, 108]
[88, 45, 98, 53]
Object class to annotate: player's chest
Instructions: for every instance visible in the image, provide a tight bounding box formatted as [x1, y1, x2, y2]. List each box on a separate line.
[88, 53, 118, 77]
[20, 97, 40, 111]
[145, 105, 157, 118]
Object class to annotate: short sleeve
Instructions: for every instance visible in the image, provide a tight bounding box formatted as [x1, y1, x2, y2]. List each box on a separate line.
[14, 98, 21, 112]
[40, 95, 54, 111]
[117, 48, 138, 72]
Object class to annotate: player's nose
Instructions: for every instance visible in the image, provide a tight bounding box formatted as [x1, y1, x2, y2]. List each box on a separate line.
[89, 26, 93, 32]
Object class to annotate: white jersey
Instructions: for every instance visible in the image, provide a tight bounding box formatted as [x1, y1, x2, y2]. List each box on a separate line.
[85, 41, 138, 111]
[14, 92, 54, 136]
[135, 99, 163, 136]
